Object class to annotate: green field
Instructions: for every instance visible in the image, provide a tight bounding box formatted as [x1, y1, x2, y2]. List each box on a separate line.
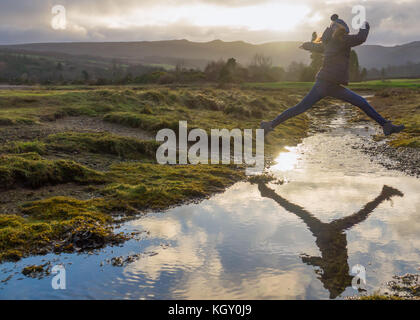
[0, 85, 315, 262]
[0, 82, 418, 263]
[243, 79, 420, 90]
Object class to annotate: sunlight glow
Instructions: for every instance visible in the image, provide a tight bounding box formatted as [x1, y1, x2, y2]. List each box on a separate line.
[88, 3, 311, 32]
[271, 147, 300, 172]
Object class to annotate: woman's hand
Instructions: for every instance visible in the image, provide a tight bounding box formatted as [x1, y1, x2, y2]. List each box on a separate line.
[300, 42, 312, 50]
[362, 21, 370, 30]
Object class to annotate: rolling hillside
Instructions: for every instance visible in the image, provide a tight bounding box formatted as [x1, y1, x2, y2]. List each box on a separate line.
[2, 39, 420, 70]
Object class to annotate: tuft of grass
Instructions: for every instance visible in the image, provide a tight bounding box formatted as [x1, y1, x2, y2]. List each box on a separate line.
[352, 88, 420, 148]
[357, 294, 405, 300]
[1, 140, 47, 154]
[182, 92, 221, 111]
[0, 154, 105, 189]
[0, 116, 36, 126]
[103, 112, 179, 132]
[44, 132, 160, 159]
[104, 162, 245, 210]
[0, 197, 126, 262]
[0, 85, 316, 263]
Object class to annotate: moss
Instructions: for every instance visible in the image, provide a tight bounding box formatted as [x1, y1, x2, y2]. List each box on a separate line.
[182, 92, 221, 111]
[0, 197, 127, 263]
[0, 86, 311, 156]
[22, 264, 49, 278]
[44, 132, 160, 159]
[0, 162, 244, 261]
[1, 140, 47, 155]
[0, 154, 105, 189]
[357, 294, 405, 300]
[389, 135, 420, 148]
[104, 162, 245, 210]
[140, 90, 167, 104]
[352, 88, 420, 148]
[103, 112, 179, 132]
[0, 116, 36, 125]
[0, 85, 315, 263]
[21, 196, 109, 222]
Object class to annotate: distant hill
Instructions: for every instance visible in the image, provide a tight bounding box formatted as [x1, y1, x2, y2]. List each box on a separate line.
[1, 39, 420, 70]
[0, 48, 158, 84]
[354, 41, 420, 69]
[0, 40, 309, 70]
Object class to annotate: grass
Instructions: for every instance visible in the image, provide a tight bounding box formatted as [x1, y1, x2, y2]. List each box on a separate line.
[245, 80, 420, 149]
[0, 81, 417, 265]
[105, 162, 245, 210]
[357, 294, 405, 300]
[0, 162, 244, 262]
[0, 153, 105, 189]
[243, 79, 420, 91]
[0, 86, 312, 156]
[0, 85, 318, 262]
[44, 132, 161, 160]
[351, 87, 420, 148]
[103, 112, 180, 132]
[0, 197, 126, 262]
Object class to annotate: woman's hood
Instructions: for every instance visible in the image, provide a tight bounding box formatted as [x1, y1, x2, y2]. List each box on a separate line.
[321, 27, 334, 43]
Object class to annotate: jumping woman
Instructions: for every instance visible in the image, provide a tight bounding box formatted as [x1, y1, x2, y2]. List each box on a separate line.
[260, 14, 405, 136]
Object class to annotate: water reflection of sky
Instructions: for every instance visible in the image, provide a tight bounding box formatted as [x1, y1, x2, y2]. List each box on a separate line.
[116, 127, 420, 299]
[117, 171, 419, 299]
[1, 123, 419, 300]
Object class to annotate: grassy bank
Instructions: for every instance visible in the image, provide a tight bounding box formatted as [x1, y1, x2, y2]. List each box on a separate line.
[0, 85, 313, 262]
[243, 79, 420, 91]
[353, 87, 420, 148]
[244, 80, 420, 149]
[353, 273, 420, 300]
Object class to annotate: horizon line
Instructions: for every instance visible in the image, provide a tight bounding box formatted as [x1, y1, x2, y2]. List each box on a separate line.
[0, 38, 417, 48]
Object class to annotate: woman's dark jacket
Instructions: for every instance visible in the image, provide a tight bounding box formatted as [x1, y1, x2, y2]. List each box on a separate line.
[301, 26, 370, 85]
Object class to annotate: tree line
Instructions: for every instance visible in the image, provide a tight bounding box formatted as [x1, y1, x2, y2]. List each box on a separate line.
[2, 47, 412, 86]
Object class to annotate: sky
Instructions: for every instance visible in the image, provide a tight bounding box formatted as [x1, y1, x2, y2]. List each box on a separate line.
[0, 0, 419, 46]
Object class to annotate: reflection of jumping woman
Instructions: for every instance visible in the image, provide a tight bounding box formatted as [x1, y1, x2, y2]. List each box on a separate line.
[261, 14, 405, 137]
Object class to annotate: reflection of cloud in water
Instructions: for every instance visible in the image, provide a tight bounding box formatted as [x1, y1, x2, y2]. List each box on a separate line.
[181, 269, 312, 299]
[121, 129, 420, 299]
[126, 191, 319, 298]
[128, 217, 214, 281]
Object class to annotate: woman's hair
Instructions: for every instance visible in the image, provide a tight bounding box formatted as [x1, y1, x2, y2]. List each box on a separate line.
[332, 22, 348, 41]
[312, 22, 348, 45]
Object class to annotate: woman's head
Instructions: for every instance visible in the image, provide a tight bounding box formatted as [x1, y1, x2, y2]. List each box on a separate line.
[318, 14, 349, 43]
[330, 14, 349, 40]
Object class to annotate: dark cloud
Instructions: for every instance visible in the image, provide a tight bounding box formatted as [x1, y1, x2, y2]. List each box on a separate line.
[0, 0, 419, 45]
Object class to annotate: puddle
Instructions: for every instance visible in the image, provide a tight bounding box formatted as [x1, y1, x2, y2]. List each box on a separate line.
[1, 106, 419, 299]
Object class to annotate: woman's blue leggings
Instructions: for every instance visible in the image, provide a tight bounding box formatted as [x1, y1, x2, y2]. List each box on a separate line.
[271, 80, 387, 127]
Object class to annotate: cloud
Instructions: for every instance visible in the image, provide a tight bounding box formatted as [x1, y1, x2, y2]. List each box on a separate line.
[0, 0, 419, 45]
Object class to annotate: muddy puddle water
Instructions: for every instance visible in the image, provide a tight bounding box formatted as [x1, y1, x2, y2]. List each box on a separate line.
[1, 106, 419, 299]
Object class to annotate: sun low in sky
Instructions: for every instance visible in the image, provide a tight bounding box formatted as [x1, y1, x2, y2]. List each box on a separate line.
[96, 3, 317, 32]
[0, 0, 420, 45]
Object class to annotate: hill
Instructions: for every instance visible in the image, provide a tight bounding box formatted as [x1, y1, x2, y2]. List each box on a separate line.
[0, 40, 309, 70]
[3, 39, 420, 70]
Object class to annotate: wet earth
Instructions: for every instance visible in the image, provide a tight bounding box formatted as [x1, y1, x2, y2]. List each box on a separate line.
[0, 105, 419, 299]
[0, 116, 153, 144]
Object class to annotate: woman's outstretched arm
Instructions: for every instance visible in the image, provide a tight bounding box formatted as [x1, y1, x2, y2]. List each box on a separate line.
[343, 22, 370, 47]
[300, 41, 324, 53]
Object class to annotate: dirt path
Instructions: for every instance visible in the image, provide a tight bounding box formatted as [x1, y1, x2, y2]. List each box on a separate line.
[0, 116, 154, 143]
[44, 117, 154, 141]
